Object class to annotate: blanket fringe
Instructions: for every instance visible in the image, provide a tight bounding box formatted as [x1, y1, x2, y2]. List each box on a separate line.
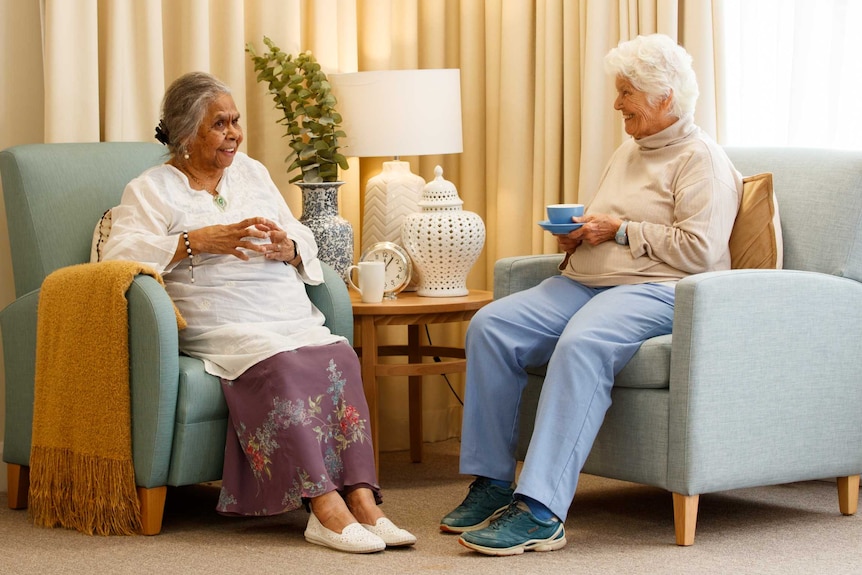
[29, 446, 142, 536]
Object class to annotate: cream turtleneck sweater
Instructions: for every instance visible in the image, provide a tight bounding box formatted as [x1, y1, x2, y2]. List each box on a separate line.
[563, 114, 742, 288]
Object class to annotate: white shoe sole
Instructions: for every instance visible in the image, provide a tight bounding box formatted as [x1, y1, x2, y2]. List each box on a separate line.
[439, 505, 509, 534]
[458, 524, 567, 556]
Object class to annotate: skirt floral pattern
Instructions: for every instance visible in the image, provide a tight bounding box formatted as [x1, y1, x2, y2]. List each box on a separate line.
[216, 341, 379, 516]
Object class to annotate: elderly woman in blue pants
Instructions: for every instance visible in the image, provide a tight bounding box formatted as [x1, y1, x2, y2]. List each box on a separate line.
[440, 34, 742, 556]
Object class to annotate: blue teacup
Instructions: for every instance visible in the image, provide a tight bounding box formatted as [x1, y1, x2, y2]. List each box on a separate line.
[547, 203, 585, 224]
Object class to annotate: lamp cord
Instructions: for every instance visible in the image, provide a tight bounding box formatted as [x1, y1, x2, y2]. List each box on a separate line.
[424, 324, 464, 406]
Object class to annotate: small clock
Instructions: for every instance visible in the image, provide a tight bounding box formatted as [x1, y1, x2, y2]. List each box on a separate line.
[359, 241, 413, 299]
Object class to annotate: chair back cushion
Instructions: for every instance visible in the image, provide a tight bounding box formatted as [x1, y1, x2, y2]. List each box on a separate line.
[729, 173, 783, 269]
[725, 147, 862, 282]
[0, 142, 167, 296]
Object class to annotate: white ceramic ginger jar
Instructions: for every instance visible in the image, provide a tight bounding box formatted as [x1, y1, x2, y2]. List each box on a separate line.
[400, 166, 485, 297]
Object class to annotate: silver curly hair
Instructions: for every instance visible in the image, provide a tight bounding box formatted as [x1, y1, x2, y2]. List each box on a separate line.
[604, 34, 699, 119]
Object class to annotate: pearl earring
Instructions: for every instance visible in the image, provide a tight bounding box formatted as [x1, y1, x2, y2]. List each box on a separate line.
[183, 153, 190, 160]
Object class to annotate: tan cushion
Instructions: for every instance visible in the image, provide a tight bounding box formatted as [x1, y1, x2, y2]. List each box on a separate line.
[89, 208, 113, 263]
[729, 173, 783, 269]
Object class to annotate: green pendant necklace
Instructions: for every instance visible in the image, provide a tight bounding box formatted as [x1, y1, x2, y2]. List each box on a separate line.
[212, 193, 227, 211]
[188, 171, 227, 211]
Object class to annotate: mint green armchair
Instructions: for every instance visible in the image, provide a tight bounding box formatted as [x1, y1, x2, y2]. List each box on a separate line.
[502, 147, 862, 545]
[0, 142, 353, 534]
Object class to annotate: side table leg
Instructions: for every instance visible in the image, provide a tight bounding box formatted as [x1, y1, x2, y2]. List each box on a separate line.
[359, 315, 380, 476]
[408, 324, 423, 463]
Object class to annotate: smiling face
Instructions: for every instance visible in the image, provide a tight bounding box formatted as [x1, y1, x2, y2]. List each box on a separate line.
[186, 93, 243, 176]
[614, 77, 676, 139]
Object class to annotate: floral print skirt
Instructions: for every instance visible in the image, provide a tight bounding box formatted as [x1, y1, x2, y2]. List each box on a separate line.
[216, 341, 379, 516]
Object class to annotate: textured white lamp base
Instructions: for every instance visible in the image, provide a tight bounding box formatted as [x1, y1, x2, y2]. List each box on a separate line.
[361, 161, 424, 251]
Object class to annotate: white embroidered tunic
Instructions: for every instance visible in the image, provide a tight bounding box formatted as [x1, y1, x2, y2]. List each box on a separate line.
[102, 152, 344, 380]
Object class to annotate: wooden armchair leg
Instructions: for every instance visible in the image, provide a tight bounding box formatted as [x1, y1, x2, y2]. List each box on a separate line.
[837, 475, 860, 516]
[137, 486, 167, 536]
[6, 466, 170, 534]
[7, 464, 30, 509]
[672, 492, 699, 546]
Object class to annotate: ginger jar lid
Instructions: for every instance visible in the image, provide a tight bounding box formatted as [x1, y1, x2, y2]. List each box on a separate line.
[419, 165, 463, 209]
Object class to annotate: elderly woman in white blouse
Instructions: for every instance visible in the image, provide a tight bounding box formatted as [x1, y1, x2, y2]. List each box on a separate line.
[102, 71, 414, 554]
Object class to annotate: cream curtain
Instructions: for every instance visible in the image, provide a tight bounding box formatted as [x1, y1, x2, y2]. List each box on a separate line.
[41, 0, 361, 219]
[38, 0, 722, 451]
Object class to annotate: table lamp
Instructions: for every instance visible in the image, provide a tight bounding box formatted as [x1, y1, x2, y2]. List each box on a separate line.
[329, 69, 463, 253]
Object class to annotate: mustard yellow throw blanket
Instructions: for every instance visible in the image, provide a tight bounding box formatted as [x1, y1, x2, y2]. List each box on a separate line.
[29, 261, 185, 535]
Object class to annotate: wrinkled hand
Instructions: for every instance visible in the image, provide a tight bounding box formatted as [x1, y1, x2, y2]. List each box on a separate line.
[255, 218, 299, 263]
[188, 217, 274, 261]
[556, 234, 582, 253]
[565, 213, 623, 246]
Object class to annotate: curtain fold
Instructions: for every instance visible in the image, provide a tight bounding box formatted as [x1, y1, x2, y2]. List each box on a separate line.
[37, 0, 721, 450]
[99, 0, 165, 142]
[43, 0, 101, 142]
[536, 0, 565, 255]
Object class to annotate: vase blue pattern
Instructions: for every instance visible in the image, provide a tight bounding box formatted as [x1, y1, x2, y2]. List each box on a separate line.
[296, 181, 353, 281]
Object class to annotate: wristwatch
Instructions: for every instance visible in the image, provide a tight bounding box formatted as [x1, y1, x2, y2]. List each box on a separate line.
[615, 220, 629, 245]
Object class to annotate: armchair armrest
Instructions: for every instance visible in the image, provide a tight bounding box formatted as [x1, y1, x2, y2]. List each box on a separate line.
[494, 254, 563, 299]
[307, 263, 353, 345]
[667, 269, 862, 495]
[1, 290, 40, 465]
[1, 276, 184, 488]
[127, 275, 182, 487]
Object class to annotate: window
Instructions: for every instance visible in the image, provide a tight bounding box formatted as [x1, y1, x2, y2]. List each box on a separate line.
[722, 0, 862, 150]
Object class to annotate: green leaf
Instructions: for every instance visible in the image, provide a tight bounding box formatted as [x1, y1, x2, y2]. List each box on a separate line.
[246, 37, 347, 181]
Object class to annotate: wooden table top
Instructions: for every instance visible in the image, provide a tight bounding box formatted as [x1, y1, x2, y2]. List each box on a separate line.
[349, 289, 494, 316]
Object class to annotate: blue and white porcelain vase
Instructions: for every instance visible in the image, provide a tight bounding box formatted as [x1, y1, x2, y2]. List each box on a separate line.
[296, 181, 354, 281]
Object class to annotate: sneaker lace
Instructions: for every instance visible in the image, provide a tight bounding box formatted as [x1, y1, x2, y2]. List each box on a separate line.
[485, 502, 523, 531]
[461, 479, 493, 507]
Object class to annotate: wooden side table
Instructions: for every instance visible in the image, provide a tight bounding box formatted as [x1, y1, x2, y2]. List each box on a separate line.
[351, 290, 493, 472]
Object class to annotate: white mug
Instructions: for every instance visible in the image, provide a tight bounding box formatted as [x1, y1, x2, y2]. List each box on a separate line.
[346, 261, 386, 303]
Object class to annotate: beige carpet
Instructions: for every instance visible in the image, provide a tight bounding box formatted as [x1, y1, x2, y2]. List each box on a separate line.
[2, 439, 861, 575]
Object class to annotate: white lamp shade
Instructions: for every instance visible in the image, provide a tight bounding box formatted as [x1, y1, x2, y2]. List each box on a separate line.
[329, 69, 463, 158]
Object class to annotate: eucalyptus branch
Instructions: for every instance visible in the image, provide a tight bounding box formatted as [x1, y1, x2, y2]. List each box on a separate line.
[247, 37, 348, 183]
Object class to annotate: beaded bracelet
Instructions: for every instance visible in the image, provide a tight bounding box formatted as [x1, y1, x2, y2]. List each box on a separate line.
[183, 231, 195, 283]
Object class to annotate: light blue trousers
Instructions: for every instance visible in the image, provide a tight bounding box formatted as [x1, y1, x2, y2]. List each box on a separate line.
[459, 274, 675, 521]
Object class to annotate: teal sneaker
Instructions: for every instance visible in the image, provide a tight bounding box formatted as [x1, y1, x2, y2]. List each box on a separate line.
[458, 501, 567, 556]
[440, 477, 514, 533]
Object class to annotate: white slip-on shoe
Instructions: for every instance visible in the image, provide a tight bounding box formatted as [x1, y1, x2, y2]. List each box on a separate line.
[304, 512, 386, 554]
[361, 517, 417, 547]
